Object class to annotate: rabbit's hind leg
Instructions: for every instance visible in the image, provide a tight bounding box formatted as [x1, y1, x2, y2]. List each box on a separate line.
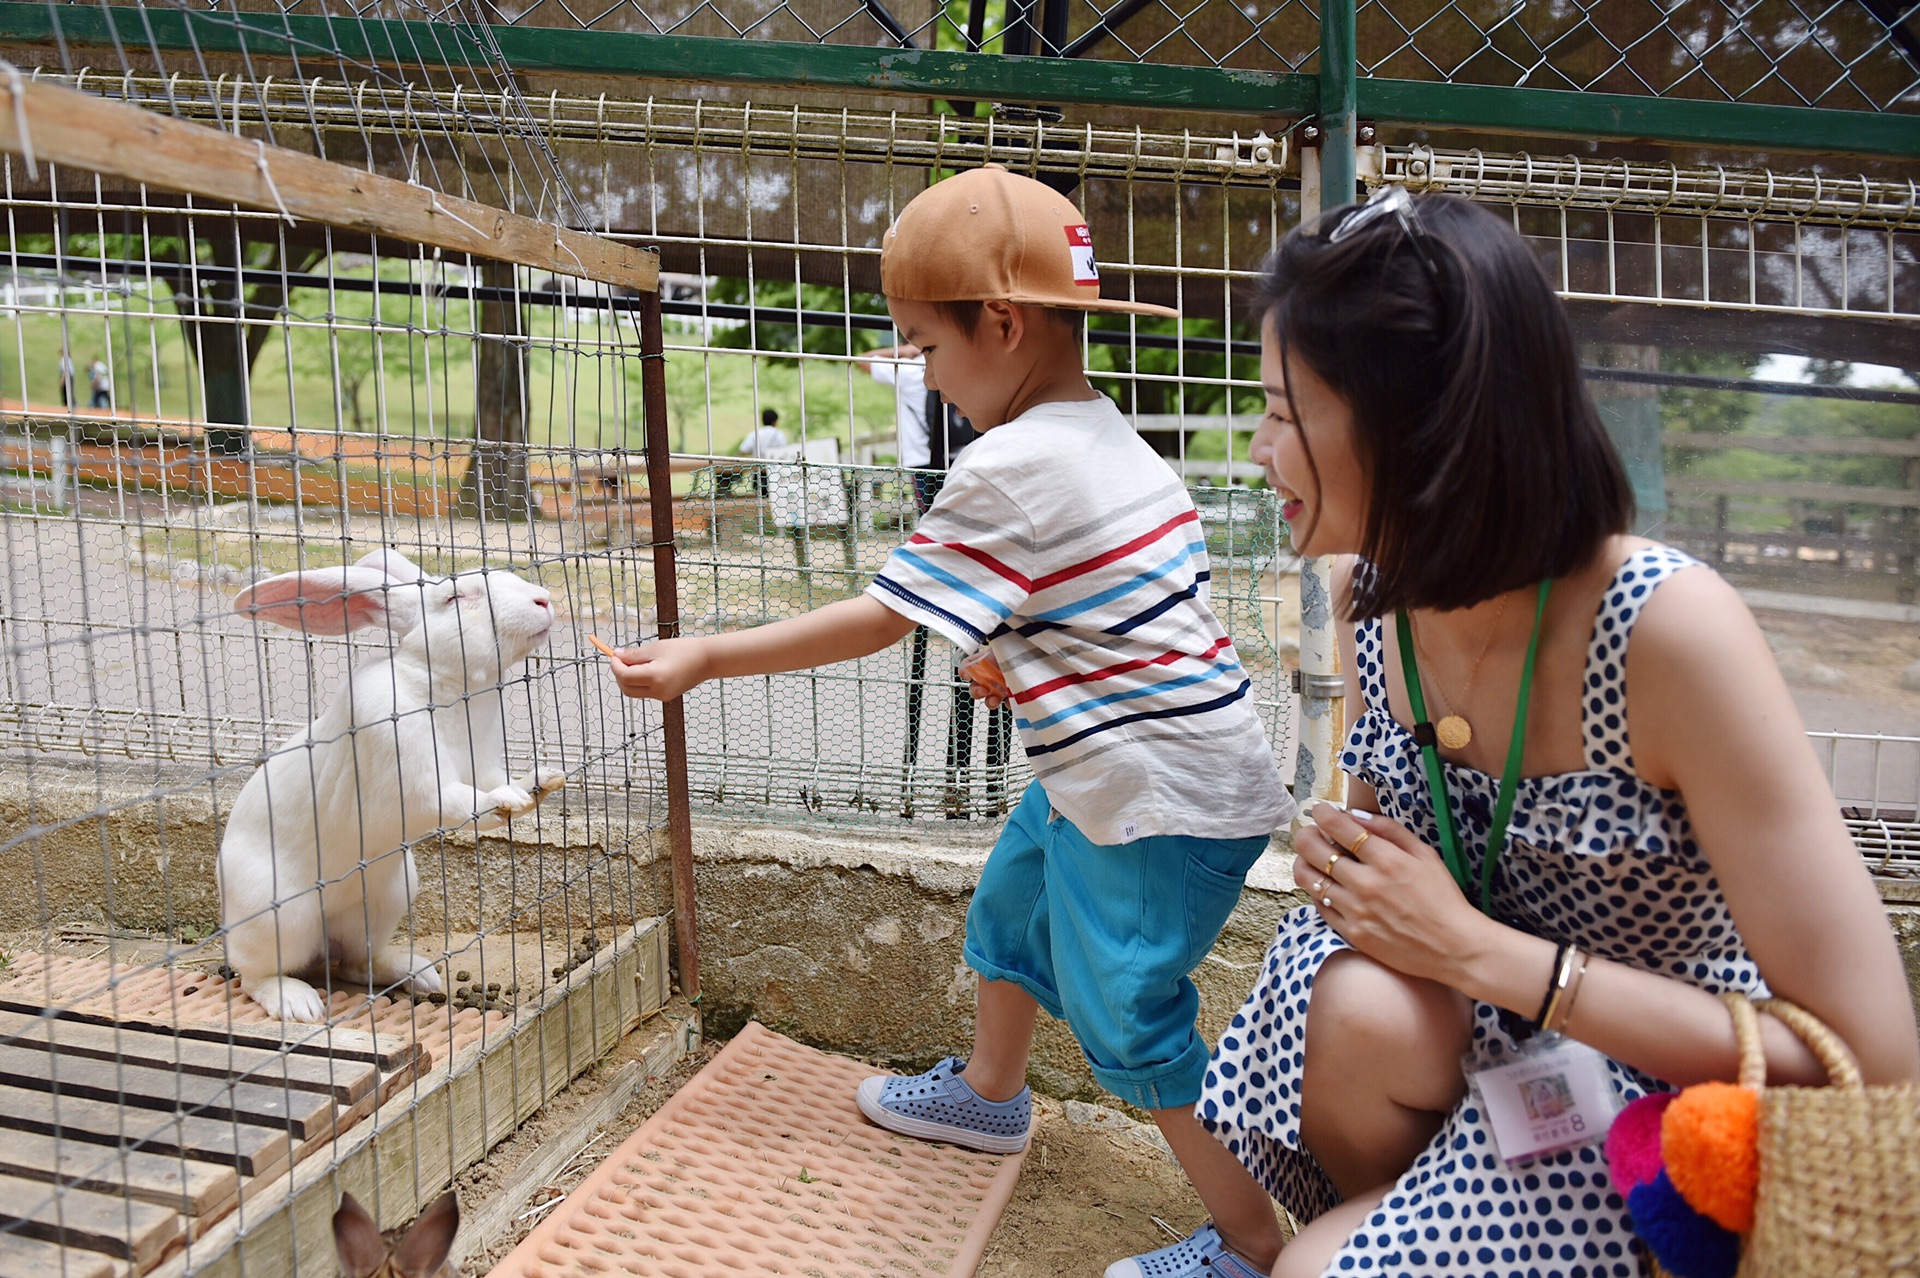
[245, 974, 331, 1024]
[225, 892, 331, 1022]
[369, 945, 445, 997]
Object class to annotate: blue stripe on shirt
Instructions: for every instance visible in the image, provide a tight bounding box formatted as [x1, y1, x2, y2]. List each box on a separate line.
[1028, 539, 1206, 623]
[1008, 570, 1211, 640]
[1023, 678, 1253, 757]
[1018, 657, 1244, 732]
[871, 576, 987, 645]
[890, 547, 1018, 625]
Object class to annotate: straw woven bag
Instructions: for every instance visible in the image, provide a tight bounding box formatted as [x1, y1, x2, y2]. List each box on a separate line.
[1724, 991, 1920, 1278]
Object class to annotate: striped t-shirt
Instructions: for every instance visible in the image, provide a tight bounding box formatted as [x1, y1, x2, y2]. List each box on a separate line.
[868, 395, 1292, 845]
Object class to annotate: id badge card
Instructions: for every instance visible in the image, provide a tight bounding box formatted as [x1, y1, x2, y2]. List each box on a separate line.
[1466, 1035, 1618, 1165]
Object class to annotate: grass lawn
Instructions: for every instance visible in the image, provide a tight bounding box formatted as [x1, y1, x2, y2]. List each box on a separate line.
[0, 277, 905, 458]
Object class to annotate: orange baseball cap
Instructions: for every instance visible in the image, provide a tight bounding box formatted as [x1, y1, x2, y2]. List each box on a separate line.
[881, 165, 1179, 319]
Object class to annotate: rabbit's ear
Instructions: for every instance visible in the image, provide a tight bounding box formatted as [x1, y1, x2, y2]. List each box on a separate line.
[235, 567, 401, 635]
[391, 1191, 460, 1278]
[332, 1193, 387, 1278]
[354, 549, 426, 584]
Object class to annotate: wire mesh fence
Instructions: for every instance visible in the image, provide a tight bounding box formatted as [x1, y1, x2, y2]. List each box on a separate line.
[0, 106, 675, 1267]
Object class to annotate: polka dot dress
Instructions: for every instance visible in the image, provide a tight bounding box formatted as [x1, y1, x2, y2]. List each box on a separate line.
[1197, 547, 1767, 1277]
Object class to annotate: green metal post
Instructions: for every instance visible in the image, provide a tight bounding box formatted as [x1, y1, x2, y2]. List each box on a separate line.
[1317, 0, 1358, 211]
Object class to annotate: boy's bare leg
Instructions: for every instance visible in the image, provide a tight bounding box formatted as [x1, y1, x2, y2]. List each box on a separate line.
[1153, 1106, 1285, 1271]
[958, 977, 1039, 1102]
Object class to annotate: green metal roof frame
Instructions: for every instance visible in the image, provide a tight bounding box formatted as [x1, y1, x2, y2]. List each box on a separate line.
[0, 0, 1915, 160]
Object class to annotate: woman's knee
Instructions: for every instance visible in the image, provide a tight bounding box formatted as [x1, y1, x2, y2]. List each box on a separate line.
[1303, 953, 1472, 1097]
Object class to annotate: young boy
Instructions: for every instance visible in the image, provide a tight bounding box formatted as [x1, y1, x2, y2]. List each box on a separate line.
[607, 164, 1294, 1278]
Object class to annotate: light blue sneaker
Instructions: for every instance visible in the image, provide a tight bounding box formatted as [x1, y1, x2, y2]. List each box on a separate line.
[854, 1057, 1032, 1154]
[1104, 1223, 1270, 1278]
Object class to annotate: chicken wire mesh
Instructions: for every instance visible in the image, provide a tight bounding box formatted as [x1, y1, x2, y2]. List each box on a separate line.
[1356, 0, 1920, 110]
[0, 13, 678, 1267]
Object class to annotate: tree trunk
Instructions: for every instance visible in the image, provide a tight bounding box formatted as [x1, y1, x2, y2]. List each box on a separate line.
[1587, 343, 1667, 534]
[457, 260, 535, 522]
[166, 234, 312, 454]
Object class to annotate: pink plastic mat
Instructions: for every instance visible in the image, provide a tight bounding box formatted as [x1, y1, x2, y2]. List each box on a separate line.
[490, 1022, 1030, 1277]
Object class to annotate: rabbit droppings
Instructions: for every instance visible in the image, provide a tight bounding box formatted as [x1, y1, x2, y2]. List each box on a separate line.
[334, 1191, 462, 1278]
[218, 550, 565, 1022]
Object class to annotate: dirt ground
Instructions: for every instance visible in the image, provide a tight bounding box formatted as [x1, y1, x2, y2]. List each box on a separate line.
[455, 1026, 1234, 1278]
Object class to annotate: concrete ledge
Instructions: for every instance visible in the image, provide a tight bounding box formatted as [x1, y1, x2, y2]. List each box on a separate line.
[4, 762, 1918, 1104]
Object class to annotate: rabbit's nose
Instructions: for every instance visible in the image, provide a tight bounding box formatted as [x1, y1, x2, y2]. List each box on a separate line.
[533, 595, 551, 610]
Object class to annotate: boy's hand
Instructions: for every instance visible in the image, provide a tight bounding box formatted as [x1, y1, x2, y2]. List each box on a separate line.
[958, 650, 1011, 709]
[605, 637, 712, 702]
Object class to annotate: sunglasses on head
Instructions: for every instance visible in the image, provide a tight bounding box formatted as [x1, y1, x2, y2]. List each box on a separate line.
[1325, 183, 1443, 287]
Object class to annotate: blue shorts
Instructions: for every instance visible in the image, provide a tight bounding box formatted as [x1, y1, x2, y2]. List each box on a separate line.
[963, 780, 1269, 1110]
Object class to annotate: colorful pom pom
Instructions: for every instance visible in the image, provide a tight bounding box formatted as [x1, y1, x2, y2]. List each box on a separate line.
[1604, 1091, 1674, 1196]
[1627, 1170, 1741, 1278]
[1662, 1081, 1760, 1234]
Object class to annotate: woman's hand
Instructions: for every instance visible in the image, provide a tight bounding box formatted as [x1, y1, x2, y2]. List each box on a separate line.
[1293, 803, 1500, 986]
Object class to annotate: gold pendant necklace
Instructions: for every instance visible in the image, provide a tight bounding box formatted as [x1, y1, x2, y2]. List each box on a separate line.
[1414, 592, 1513, 751]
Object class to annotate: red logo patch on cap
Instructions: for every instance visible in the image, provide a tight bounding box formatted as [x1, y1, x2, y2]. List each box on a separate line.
[1065, 224, 1100, 285]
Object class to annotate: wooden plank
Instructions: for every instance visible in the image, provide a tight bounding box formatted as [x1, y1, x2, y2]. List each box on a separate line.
[450, 1059, 646, 1265]
[0, 1171, 181, 1268]
[1665, 432, 1920, 458]
[0, 1044, 337, 1141]
[0, 1232, 119, 1278]
[150, 920, 681, 1278]
[0, 78, 659, 294]
[0, 1087, 289, 1178]
[0, 1128, 237, 1218]
[0, 1012, 377, 1107]
[0, 998, 422, 1073]
[1667, 477, 1920, 509]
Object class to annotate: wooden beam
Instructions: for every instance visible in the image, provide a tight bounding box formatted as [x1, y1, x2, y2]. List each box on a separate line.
[1670, 477, 1920, 508]
[0, 77, 658, 293]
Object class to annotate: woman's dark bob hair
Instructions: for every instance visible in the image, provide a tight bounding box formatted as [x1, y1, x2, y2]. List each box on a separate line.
[1260, 192, 1633, 618]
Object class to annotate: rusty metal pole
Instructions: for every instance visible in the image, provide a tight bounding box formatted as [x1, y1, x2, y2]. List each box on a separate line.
[637, 270, 700, 1000]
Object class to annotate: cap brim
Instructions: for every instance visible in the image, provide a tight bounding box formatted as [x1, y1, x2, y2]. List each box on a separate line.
[1006, 292, 1182, 319]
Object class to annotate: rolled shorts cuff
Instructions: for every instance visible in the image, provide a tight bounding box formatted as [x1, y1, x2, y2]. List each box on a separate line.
[1088, 1033, 1214, 1111]
[963, 942, 1066, 1022]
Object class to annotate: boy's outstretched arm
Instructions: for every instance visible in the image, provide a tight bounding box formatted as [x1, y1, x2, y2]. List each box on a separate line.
[606, 595, 918, 702]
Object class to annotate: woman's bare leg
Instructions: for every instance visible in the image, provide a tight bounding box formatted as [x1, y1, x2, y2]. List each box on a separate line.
[1271, 1184, 1394, 1278]
[1297, 952, 1473, 1198]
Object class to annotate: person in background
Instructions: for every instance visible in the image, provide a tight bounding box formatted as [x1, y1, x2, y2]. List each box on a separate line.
[58, 352, 75, 407]
[859, 344, 936, 509]
[87, 355, 111, 410]
[715, 407, 789, 496]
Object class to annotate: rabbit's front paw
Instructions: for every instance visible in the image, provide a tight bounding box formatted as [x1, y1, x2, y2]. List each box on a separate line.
[484, 783, 537, 825]
[509, 769, 568, 806]
[472, 784, 528, 831]
[247, 975, 328, 1023]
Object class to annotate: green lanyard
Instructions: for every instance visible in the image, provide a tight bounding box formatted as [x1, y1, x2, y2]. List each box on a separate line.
[1394, 579, 1552, 915]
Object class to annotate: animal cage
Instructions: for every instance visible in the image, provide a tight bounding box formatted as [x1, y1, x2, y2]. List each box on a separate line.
[0, 37, 700, 1278]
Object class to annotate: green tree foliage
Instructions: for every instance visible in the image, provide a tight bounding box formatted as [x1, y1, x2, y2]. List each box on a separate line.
[704, 278, 889, 362]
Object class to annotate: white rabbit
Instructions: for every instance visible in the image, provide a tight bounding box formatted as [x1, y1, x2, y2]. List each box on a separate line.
[218, 549, 564, 1023]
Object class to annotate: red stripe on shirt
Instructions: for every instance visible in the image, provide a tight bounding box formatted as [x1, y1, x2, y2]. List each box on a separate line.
[1028, 509, 1202, 592]
[1014, 634, 1234, 704]
[906, 533, 1033, 591]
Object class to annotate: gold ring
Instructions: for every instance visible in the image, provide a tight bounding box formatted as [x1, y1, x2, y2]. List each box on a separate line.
[1324, 851, 1343, 877]
[1346, 830, 1371, 856]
